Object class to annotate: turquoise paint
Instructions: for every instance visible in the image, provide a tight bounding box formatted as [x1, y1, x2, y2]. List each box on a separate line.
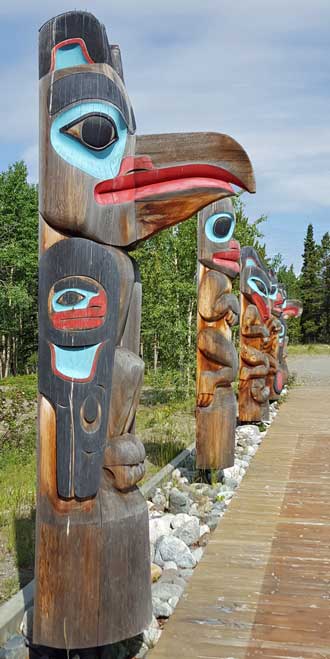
[205, 213, 235, 243]
[54, 43, 89, 70]
[52, 288, 96, 312]
[269, 286, 278, 300]
[246, 258, 257, 267]
[51, 101, 127, 179]
[247, 276, 269, 298]
[53, 344, 101, 380]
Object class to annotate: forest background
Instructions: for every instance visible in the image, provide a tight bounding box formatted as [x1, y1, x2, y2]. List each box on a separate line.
[0, 161, 328, 386]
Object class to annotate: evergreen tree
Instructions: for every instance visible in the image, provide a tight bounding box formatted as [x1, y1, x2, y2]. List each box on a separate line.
[300, 224, 322, 343]
[0, 161, 38, 376]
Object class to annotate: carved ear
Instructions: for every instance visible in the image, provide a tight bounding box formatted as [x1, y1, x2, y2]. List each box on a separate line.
[110, 44, 125, 81]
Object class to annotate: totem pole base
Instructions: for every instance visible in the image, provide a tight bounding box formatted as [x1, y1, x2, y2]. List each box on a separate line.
[196, 387, 236, 470]
[238, 380, 265, 424]
[33, 485, 152, 650]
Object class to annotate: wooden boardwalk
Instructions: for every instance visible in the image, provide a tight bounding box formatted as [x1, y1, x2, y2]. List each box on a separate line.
[149, 386, 330, 659]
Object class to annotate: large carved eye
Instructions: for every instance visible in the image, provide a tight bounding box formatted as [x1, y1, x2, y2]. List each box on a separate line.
[57, 291, 85, 307]
[205, 212, 235, 243]
[60, 113, 118, 151]
[248, 276, 269, 298]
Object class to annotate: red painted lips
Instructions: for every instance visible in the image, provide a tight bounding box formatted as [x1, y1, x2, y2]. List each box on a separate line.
[51, 291, 107, 331]
[212, 240, 240, 274]
[94, 157, 249, 205]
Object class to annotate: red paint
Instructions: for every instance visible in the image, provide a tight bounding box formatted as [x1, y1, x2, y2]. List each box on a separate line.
[212, 240, 240, 273]
[50, 38, 94, 71]
[274, 370, 283, 394]
[283, 304, 301, 318]
[274, 291, 284, 311]
[94, 159, 250, 206]
[51, 291, 106, 331]
[49, 343, 103, 383]
[252, 292, 270, 321]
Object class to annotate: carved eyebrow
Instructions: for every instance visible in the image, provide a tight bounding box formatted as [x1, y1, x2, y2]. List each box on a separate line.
[48, 72, 136, 133]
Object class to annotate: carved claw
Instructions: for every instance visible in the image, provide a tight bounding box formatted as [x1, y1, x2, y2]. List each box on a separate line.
[103, 433, 146, 491]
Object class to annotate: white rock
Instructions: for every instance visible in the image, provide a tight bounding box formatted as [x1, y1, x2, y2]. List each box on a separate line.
[168, 596, 179, 609]
[199, 524, 210, 537]
[173, 517, 200, 546]
[152, 581, 183, 601]
[143, 615, 162, 648]
[163, 561, 178, 570]
[192, 547, 204, 563]
[155, 536, 197, 569]
[172, 468, 181, 480]
[152, 598, 173, 618]
[149, 514, 175, 545]
[170, 513, 193, 529]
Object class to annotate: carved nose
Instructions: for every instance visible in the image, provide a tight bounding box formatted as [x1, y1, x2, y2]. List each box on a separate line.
[229, 239, 240, 250]
[118, 155, 154, 175]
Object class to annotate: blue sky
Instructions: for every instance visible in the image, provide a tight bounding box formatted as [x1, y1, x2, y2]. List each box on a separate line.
[0, 0, 329, 272]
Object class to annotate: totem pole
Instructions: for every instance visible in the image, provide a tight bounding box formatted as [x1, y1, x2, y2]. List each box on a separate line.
[196, 199, 240, 472]
[265, 270, 283, 401]
[239, 247, 272, 423]
[35, 11, 255, 651]
[275, 286, 303, 388]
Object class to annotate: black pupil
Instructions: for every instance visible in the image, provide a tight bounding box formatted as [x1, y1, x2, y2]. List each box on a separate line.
[213, 216, 232, 238]
[255, 280, 267, 295]
[81, 115, 116, 149]
[57, 291, 84, 306]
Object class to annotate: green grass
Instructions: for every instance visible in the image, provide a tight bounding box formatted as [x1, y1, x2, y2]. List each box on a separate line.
[0, 374, 196, 601]
[288, 343, 330, 356]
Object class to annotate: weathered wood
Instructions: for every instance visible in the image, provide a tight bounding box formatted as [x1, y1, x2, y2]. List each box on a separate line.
[239, 247, 272, 423]
[35, 9, 256, 651]
[275, 286, 303, 388]
[196, 199, 240, 469]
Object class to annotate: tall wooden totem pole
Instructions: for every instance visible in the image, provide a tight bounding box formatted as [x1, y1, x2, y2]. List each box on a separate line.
[239, 247, 272, 423]
[275, 285, 303, 388]
[196, 199, 241, 471]
[265, 270, 283, 401]
[36, 10, 255, 651]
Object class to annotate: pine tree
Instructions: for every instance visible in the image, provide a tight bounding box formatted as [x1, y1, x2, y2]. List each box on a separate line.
[300, 224, 322, 343]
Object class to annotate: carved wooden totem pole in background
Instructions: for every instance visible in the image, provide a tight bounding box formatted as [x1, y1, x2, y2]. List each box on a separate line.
[265, 270, 283, 402]
[275, 285, 303, 388]
[239, 247, 273, 423]
[196, 199, 241, 472]
[35, 11, 256, 651]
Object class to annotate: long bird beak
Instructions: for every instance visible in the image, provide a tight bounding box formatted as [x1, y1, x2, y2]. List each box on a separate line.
[94, 132, 255, 242]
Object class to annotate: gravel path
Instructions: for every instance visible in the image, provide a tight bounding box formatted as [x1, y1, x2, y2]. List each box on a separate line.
[288, 354, 330, 385]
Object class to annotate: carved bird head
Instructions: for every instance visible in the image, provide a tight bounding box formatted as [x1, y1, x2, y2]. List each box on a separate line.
[39, 11, 255, 248]
[240, 247, 272, 321]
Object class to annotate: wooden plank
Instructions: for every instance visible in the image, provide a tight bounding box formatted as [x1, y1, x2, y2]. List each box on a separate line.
[150, 385, 330, 659]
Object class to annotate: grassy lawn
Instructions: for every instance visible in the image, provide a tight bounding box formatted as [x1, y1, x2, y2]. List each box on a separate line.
[288, 343, 330, 356]
[0, 373, 195, 603]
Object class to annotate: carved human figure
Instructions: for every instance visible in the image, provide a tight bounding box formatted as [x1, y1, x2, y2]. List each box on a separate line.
[274, 286, 303, 388]
[196, 199, 240, 472]
[35, 11, 255, 651]
[239, 247, 273, 423]
[264, 270, 284, 401]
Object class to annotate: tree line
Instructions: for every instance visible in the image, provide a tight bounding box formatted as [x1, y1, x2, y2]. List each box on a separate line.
[0, 161, 326, 380]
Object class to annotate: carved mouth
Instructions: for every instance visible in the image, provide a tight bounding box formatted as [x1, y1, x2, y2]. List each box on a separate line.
[212, 243, 240, 274]
[94, 164, 247, 205]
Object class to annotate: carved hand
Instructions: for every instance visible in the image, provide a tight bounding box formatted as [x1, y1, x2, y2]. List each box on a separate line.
[103, 433, 146, 491]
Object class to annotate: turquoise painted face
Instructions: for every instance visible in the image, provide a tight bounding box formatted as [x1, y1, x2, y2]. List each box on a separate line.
[51, 101, 128, 179]
[205, 212, 236, 243]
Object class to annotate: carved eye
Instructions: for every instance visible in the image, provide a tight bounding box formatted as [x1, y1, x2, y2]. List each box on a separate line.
[248, 276, 269, 298]
[57, 291, 85, 306]
[60, 113, 118, 151]
[269, 285, 278, 300]
[205, 212, 235, 243]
